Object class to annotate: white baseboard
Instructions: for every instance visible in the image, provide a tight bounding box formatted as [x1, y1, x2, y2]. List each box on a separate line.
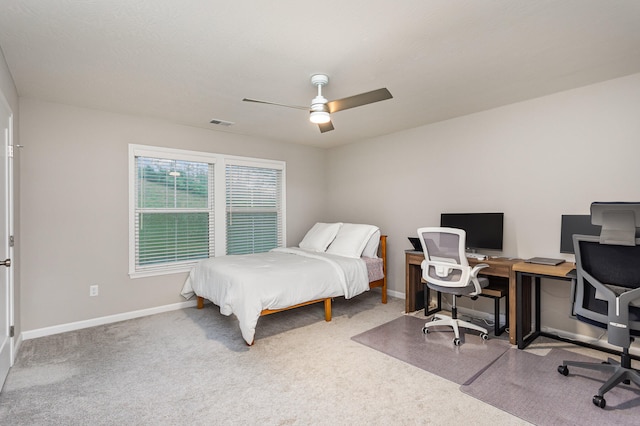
[428, 309, 640, 356]
[21, 300, 199, 341]
[541, 325, 640, 356]
[387, 288, 403, 300]
[541, 325, 598, 344]
[20, 289, 394, 342]
[13, 334, 23, 355]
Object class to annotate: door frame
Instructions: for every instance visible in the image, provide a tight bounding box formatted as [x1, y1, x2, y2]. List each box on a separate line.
[0, 90, 15, 389]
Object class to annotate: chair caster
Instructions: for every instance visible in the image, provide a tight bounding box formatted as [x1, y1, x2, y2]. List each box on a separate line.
[422, 326, 429, 334]
[593, 395, 606, 409]
[557, 365, 569, 376]
[480, 333, 489, 340]
[453, 338, 461, 346]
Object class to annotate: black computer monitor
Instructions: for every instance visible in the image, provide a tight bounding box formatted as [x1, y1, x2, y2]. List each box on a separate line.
[440, 212, 504, 250]
[562, 207, 640, 253]
[560, 215, 601, 254]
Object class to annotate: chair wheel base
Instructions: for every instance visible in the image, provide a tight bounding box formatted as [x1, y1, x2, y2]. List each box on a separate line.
[453, 338, 461, 346]
[593, 395, 606, 408]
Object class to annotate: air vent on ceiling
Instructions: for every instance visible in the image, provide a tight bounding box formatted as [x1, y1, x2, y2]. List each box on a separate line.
[209, 119, 235, 127]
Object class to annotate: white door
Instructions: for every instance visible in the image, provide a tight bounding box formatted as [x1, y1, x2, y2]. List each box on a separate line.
[0, 95, 13, 390]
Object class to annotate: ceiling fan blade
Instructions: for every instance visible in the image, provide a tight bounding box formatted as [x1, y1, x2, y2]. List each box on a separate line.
[318, 120, 334, 133]
[242, 98, 308, 111]
[327, 88, 392, 113]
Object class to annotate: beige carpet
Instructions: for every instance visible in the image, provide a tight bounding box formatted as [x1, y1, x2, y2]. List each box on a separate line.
[0, 292, 526, 425]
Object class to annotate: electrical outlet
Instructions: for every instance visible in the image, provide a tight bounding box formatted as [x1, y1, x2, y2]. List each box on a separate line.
[89, 285, 99, 297]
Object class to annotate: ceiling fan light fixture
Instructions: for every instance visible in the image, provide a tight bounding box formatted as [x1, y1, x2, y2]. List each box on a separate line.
[309, 110, 331, 124]
[243, 73, 392, 134]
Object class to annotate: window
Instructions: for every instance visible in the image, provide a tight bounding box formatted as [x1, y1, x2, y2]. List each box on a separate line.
[226, 163, 283, 254]
[129, 145, 286, 277]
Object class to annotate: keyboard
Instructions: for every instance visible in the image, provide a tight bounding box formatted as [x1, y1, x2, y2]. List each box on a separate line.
[466, 252, 487, 260]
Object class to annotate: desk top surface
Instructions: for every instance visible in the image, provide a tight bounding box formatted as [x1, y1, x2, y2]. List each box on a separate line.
[406, 250, 576, 277]
[405, 250, 524, 266]
[512, 260, 576, 278]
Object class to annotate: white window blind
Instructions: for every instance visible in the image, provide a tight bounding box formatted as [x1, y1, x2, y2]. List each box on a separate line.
[134, 156, 215, 274]
[129, 145, 286, 278]
[226, 163, 283, 255]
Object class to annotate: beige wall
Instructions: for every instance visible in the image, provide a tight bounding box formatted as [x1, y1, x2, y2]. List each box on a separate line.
[15, 70, 640, 340]
[18, 99, 327, 331]
[326, 72, 640, 338]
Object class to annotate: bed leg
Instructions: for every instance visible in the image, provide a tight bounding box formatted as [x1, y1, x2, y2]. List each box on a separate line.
[197, 296, 204, 309]
[324, 298, 332, 321]
[382, 280, 388, 304]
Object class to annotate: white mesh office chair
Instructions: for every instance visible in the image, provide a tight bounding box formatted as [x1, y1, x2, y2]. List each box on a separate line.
[417, 227, 490, 345]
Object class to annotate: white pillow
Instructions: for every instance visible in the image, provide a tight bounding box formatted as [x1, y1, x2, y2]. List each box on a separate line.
[362, 230, 381, 258]
[326, 223, 379, 258]
[299, 222, 343, 252]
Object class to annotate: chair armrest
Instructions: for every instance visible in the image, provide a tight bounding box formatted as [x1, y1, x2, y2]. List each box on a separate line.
[618, 286, 640, 309]
[582, 269, 640, 317]
[467, 264, 489, 296]
[470, 263, 489, 276]
[581, 269, 617, 302]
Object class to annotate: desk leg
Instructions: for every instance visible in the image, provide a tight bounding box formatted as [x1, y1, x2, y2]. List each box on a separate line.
[516, 272, 523, 348]
[424, 285, 442, 316]
[405, 263, 425, 313]
[517, 273, 536, 349]
[509, 271, 530, 345]
[405, 257, 412, 313]
[535, 277, 541, 336]
[509, 273, 516, 345]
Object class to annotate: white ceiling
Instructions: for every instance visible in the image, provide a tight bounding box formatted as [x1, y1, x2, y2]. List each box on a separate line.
[1, 1, 639, 148]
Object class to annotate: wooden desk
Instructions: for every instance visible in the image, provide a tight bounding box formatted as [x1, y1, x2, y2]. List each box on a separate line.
[512, 261, 576, 349]
[405, 251, 523, 344]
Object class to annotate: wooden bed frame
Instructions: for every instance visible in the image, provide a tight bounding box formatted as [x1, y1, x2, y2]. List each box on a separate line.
[196, 235, 388, 335]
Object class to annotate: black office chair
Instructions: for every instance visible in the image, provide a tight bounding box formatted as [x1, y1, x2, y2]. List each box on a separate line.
[417, 227, 490, 346]
[557, 203, 640, 409]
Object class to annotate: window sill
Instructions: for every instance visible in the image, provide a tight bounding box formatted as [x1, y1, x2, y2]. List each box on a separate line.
[129, 266, 193, 279]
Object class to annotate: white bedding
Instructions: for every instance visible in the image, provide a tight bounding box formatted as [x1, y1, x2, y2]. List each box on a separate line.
[181, 247, 370, 344]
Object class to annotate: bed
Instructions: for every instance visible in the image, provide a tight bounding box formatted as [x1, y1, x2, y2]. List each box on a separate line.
[181, 223, 387, 345]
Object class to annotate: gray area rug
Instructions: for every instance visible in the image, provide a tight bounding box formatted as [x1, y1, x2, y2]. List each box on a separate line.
[351, 315, 511, 385]
[460, 347, 640, 425]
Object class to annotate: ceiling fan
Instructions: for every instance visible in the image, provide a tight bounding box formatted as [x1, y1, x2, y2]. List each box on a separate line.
[243, 74, 392, 133]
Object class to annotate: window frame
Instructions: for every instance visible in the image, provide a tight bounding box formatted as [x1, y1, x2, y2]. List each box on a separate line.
[128, 144, 286, 278]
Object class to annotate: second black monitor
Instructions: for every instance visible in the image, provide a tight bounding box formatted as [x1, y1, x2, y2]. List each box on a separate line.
[440, 212, 504, 251]
[560, 215, 601, 254]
